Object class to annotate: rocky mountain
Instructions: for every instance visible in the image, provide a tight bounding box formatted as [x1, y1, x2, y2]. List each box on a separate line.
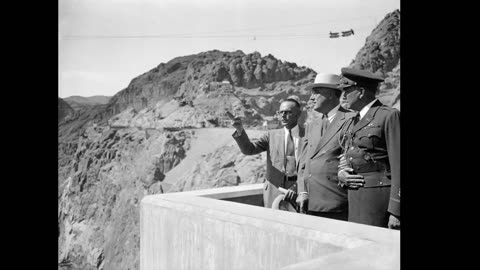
[59, 126, 191, 269]
[58, 9, 400, 270]
[59, 104, 109, 190]
[349, 9, 400, 109]
[103, 50, 313, 116]
[64, 95, 111, 111]
[59, 98, 74, 122]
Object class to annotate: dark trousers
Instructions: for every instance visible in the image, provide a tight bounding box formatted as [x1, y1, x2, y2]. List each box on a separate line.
[348, 185, 390, 228]
[307, 210, 348, 221]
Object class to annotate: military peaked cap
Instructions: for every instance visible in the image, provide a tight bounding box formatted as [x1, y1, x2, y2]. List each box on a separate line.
[338, 67, 384, 90]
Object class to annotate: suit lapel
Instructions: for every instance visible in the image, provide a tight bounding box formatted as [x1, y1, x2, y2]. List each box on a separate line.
[273, 126, 304, 168]
[310, 109, 347, 158]
[352, 100, 382, 133]
[306, 121, 320, 158]
[276, 129, 285, 163]
[318, 110, 345, 149]
[295, 126, 305, 168]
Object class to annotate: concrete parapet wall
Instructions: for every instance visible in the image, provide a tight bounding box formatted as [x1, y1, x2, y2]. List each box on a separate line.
[141, 184, 399, 270]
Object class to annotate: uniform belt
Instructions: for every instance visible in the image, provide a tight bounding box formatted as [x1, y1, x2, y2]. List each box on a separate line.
[352, 160, 390, 174]
[284, 175, 297, 181]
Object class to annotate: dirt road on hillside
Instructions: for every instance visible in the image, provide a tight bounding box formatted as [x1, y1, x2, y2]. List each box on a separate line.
[163, 128, 266, 189]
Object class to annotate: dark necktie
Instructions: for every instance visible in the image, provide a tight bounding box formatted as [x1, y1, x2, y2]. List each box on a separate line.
[353, 112, 360, 125]
[320, 113, 329, 136]
[286, 129, 295, 157]
[285, 129, 296, 176]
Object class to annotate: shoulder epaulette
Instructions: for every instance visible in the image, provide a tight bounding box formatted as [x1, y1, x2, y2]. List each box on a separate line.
[378, 105, 399, 113]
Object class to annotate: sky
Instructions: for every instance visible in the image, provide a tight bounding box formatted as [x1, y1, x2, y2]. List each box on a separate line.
[58, 0, 400, 98]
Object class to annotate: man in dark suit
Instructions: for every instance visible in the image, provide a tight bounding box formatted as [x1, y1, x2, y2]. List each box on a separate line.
[230, 97, 305, 208]
[337, 67, 400, 229]
[296, 73, 355, 221]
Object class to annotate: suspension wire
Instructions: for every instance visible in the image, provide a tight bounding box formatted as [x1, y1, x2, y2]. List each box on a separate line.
[60, 15, 378, 40]
[60, 28, 372, 40]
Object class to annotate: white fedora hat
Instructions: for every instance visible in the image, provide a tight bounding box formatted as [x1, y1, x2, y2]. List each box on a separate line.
[305, 73, 341, 91]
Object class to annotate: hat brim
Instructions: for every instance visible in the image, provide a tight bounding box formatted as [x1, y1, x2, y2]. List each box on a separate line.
[271, 195, 298, 212]
[337, 83, 355, 90]
[305, 83, 342, 91]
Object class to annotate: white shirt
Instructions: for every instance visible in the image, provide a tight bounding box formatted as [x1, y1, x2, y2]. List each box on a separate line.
[359, 99, 378, 120]
[284, 125, 300, 160]
[325, 104, 341, 124]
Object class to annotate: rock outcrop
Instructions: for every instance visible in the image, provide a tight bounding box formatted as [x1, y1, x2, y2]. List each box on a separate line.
[64, 95, 111, 111]
[349, 9, 400, 108]
[101, 50, 315, 122]
[59, 98, 74, 122]
[58, 104, 109, 189]
[169, 145, 266, 192]
[167, 129, 267, 193]
[58, 127, 193, 270]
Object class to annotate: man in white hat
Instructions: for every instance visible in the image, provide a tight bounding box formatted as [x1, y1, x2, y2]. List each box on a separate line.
[296, 73, 355, 221]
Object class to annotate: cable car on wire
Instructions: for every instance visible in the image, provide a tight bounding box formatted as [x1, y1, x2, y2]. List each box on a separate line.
[341, 29, 354, 37]
[329, 31, 340, 38]
[329, 29, 354, 38]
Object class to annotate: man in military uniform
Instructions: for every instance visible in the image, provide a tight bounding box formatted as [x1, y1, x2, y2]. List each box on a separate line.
[337, 67, 400, 229]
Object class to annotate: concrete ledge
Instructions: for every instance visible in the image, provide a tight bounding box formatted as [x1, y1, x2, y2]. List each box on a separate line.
[280, 243, 399, 270]
[165, 183, 265, 207]
[141, 184, 399, 270]
[168, 183, 264, 200]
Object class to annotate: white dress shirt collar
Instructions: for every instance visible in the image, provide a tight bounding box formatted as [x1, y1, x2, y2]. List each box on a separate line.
[325, 104, 341, 123]
[359, 99, 378, 120]
[284, 124, 299, 138]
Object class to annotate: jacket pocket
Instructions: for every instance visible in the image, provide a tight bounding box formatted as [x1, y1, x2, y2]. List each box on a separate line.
[358, 127, 383, 149]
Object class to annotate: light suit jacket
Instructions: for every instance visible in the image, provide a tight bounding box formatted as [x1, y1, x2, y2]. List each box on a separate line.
[233, 127, 305, 208]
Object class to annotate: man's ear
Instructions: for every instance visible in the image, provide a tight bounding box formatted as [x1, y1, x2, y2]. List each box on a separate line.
[295, 108, 302, 119]
[327, 90, 335, 100]
[359, 87, 365, 99]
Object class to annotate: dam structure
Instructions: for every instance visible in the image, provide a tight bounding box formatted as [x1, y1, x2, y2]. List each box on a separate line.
[140, 183, 399, 270]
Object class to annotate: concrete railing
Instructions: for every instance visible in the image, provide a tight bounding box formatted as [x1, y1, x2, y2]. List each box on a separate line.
[140, 184, 399, 270]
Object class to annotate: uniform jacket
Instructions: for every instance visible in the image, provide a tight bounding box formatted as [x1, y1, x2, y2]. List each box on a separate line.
[233, 127, 305, 208]
[297, 106, 355, 212]
[343, 100, 400, 221]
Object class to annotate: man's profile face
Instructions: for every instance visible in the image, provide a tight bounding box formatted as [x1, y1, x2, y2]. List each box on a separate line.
[340, 91, 349, 108]
[311, 87, 335, 113]
[277, 101, 300, 129]
[342, 86, 362, 111]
